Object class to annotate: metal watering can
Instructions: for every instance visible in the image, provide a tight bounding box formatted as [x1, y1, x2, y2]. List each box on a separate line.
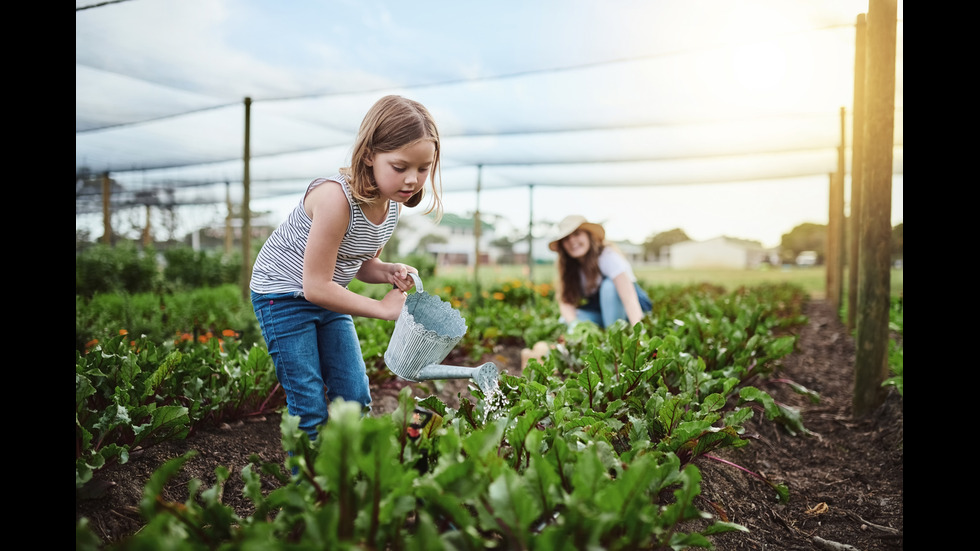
[383, 273, 499, 397]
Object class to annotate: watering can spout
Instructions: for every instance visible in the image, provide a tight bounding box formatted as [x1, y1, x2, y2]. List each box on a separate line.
[417, 362, 499, 396]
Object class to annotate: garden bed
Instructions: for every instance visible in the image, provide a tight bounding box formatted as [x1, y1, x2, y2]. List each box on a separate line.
[75, 299, 902, 550]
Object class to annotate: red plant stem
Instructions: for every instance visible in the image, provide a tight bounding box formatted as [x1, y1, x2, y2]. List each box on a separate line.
[258, 383, 283, 413]
[702, 453, 765, 481]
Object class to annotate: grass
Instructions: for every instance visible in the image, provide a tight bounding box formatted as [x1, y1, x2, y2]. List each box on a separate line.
[433, 263, 904, 299]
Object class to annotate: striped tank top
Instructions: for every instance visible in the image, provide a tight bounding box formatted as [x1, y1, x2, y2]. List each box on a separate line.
[249, 175, 399, 294]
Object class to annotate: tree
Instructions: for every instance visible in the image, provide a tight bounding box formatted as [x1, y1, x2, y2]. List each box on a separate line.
[779, 223, 827, 264]
[418, 233, 448, 250]
[643, 228, 691, 261]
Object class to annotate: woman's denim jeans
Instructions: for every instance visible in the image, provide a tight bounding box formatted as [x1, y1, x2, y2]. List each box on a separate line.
[251, 291, 372, 440]
[574, 278, 653, 329]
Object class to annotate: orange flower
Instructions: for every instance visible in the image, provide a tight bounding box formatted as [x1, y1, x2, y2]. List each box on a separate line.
[493, 292, 505, 301]
[222, 329, 238, 338]
[119, 329, 128, 336]
[84, 339, 99, 351]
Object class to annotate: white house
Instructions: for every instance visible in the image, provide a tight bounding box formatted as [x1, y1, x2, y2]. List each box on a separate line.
[396, 212, 499, 266]
[667, 236, 775, 269]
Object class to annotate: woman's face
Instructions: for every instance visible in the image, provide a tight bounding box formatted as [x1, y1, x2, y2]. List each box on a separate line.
[561, 229, 592, 259]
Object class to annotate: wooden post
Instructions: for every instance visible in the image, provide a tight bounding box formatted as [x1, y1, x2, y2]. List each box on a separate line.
[241, 97, 252, 300]
[826, 170, 842, 309]
[473, 164, 482, 298]
[833, 106, 847, 314]
[101, 172, 112, 245]
[225, 181, 233, 256]
[527, 183, 534, 281]
[854, 0, 896, 417]
[142, 204, 153, 247]
[847, 14, 867, 331]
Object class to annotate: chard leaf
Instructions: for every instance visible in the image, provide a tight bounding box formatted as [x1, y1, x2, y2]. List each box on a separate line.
[668, 532, 713, 549]
[480, 467, 542, 541]
[784, 380, 821, 404]
[432, 459, 485, 498]
[700, 392, 726, 412]
[765, 335, 797, 359]
[132, 405, 190, 447]
[738, 387, 811, 437]
[691, 426, 742, 457]
[525, 434, 562, 511]
[94, 404, 131, 434]
[414, 483, 477, 531]
[569, 446, 607, 503]
[773, 402, 809, 437]
[141, 350, 182, 399]
[461, 418, 506, 465]
[663, 464, 709, 526]
[75, 373, 96, 406]
[703, 520, 750, 535]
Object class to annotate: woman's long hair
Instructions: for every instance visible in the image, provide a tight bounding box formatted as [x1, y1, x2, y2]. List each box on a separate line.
[556, 232, 604, 306]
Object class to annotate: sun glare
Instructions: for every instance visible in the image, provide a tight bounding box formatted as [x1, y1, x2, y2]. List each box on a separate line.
[730, 42, 788, 94]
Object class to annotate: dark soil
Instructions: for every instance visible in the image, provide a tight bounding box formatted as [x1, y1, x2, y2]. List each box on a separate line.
[75, 299, 903, 550]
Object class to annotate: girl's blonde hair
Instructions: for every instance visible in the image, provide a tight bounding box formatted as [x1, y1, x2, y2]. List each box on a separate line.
[340, 95, 443, 221]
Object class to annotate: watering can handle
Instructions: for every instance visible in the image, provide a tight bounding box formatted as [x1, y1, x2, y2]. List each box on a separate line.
[407, 272, 423, 293]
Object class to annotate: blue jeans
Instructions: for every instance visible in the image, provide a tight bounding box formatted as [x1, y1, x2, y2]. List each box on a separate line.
[251, 291, 372, 440]
[573, 279, 653, 329]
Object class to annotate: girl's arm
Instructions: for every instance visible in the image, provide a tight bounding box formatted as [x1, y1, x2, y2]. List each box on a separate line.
[301, 183, 407, 321]
[611, 271, 645, 326]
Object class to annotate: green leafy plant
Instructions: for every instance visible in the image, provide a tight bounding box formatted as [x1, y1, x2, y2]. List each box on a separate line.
[76, 278, 836, 549]
[883, 295, 903, 396]
[76, 332, 283, 490]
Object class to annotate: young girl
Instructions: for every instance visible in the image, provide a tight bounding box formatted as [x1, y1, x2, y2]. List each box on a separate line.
[249, 95, 443, 440]
[550, 214, 652, 329]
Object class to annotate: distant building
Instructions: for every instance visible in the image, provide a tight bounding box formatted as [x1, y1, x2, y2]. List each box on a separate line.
[667, 236, 775, 269]
[795, 250, 819, 266]
[397, 212, 497, 266]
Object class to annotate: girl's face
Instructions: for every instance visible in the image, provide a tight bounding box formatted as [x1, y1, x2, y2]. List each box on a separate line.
[367, 140, 436, 203]
[561, 229, 592, 259]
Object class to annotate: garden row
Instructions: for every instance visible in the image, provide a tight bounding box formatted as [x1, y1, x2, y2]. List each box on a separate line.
[78, 274, 861, 549]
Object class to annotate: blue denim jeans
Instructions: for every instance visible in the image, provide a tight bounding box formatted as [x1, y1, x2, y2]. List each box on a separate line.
[251, 291, 372, 440]
[573, 278, 653, 329]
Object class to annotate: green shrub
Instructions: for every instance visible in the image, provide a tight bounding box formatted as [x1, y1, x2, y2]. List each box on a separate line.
[75, 242, 159, 297]
[162, 246, 241, 288]
[76, 243, 242, 298]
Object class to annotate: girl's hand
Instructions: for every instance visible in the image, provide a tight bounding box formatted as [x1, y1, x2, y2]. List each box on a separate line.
[380, 287, 409, 320]
[389, 263, 419, 293]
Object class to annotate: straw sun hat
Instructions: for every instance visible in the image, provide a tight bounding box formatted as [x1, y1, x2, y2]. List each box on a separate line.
[548, 215, 605, 252]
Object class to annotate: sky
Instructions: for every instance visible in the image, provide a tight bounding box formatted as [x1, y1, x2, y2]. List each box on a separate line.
[76, 0, 903, 249]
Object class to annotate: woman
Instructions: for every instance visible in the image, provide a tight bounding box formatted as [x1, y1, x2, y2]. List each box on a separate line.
[550, 215, 652, 329]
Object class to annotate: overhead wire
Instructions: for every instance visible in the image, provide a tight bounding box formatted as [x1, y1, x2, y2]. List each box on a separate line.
[76, 16, 902, 215]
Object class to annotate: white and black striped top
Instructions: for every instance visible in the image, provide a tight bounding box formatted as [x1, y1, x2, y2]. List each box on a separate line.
[249, 175, 399, 295]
